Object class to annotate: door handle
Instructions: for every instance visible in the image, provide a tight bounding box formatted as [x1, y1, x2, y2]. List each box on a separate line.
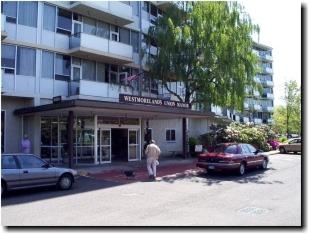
[23, 170, 29, 174]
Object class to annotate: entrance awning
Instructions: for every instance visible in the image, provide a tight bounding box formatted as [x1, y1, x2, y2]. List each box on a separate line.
[14, 98, 216, 120]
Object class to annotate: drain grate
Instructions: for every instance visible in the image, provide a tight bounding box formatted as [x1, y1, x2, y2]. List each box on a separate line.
[237, 206, 269, 215]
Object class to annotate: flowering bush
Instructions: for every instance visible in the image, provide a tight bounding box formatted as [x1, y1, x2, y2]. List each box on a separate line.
[216, 122, 273, 152]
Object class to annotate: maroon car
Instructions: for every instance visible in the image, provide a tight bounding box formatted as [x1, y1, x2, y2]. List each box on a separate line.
[196, 143, 269, 175]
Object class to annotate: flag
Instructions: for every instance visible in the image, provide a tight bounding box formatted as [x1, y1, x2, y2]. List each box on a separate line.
[122, 72, 142, 82]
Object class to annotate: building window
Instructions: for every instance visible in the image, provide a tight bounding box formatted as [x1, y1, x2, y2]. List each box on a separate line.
[57, 8, 72, 35]
[119, 27, 130, 44]
[17, 47, 36, 76]
[97, 21, 109, 39]
[2, 1, 17, 23]
[166, 129, 176, 142]
[55, 54, 71, 81]
[42, 51, 54, 79]
[18, 1, 38, 27]
[82, 59, 96, 81]
[1, 44, 15, 74]
[130, 1, 139, 16]
[96, 62, 106, 82]
[110, 25, 119, 41]
[43, 4, 56, 31]
[131, 31, 139, 53]
[83, 17, 96, 35]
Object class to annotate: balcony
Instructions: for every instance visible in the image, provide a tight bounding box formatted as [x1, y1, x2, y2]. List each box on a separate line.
[262, 106, 274, 112]
[253, 118, 262, 124]
[262, 93, 274, 99]
[260, 54, 273, 61]
[69, 33, 133, 64]
[1, 15, 8, 40]
[263, 67, 273, 74]
[254, 104, 262, 111]
[262, 80, 274, 87]
[69, 1, 134, 26]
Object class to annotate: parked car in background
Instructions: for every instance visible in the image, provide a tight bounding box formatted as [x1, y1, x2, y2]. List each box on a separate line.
[196, 143, 269, 176]
[1, 154, 78, 196]
[278, 138, 302, 154]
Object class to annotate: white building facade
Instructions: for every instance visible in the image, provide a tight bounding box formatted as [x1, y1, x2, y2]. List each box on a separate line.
[1, 1, 218, 165]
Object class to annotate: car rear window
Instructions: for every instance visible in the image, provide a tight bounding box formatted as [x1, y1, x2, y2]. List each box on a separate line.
[213, 145, 238, 154]
[1, 155, 18, 169]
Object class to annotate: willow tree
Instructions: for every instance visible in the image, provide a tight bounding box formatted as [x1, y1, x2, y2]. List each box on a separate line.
[147, 1, 260, 157]
[147, 1, 260, 110]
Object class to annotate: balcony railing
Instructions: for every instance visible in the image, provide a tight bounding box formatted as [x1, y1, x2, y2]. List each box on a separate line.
[69, 33, 133, 64]
[69, 1, 133, 26]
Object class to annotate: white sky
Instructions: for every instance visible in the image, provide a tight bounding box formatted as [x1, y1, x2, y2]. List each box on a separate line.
[240, 0, 302, 106]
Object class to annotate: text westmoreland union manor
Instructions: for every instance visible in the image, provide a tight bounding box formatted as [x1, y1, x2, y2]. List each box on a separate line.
[119, 94, 190, 109]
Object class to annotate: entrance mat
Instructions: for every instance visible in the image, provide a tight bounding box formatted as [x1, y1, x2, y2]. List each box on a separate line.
[89, 162, 199, 183]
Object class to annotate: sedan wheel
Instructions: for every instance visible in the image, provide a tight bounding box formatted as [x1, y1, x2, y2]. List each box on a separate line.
[279, 147, 286, 154]
[239, 163, 246, 176]
[58, 174, 73, 190]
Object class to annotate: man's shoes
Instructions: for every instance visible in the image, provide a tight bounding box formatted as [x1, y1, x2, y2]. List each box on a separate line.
[149, 175, 156, 181]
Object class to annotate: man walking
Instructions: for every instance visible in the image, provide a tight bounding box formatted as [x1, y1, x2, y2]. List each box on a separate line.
[145, 140, 161, 180]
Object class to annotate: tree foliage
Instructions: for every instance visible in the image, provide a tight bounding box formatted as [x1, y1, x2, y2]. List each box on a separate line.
[147, 1, 260, 111]
[273, 80, 301, 135]
[216, 122, 272, 151]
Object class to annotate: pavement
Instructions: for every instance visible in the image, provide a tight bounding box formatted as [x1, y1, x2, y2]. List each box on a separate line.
[70, 150, 279, 184]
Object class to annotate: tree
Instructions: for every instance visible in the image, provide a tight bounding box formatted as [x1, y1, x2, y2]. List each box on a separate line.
[147, 1, 260, 111]
[146, 1, 260, 157]
[274, 80, 301, 136]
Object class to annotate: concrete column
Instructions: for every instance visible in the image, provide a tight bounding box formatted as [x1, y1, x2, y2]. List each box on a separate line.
[67, 111, 74, 168]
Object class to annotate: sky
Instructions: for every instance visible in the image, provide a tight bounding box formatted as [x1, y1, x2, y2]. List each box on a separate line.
[240, 0, 302, 106]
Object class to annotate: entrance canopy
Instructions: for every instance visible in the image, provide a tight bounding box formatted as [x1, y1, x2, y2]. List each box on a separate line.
[14, 98, 216, 120]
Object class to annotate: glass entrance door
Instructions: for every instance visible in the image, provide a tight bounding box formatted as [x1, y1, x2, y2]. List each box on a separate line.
[128, 129, 139, 161]
[97, 129, 111, 163]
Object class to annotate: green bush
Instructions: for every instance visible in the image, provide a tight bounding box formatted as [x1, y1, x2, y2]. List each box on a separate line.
[216, 122, 273, 152]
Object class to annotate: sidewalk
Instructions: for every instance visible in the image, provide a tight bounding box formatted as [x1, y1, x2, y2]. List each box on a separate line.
[72, 150, 279, 184]
[75, 157, 198, 183]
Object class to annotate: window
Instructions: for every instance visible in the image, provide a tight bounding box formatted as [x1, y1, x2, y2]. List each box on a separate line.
[97, 21, 109, 39]
[97, 62, 105, 82]
[110, 25, 119, 41]
[143, 1, 150, 12]
[166, 129, 176, 142]
[83, 17, 96, 35]
[43, 4, 56, 31]
[17, 47, 36, 76]
[131, 31, 139, 53]
[82, 59, 96, 81]
[42, 51, 54, 78]
[18, 1, 38, 27]
[2, 1, 17, 23]
[224, 145, 238, 154]
[57, 8, 72, 35]
[1, 155, 17, 169]
[130, 1, 139, 16]
[1, 44, 15, 74]
[55, 54, 71, 81]
[119, 27, 130, 44]
[16, 155, 45, 169]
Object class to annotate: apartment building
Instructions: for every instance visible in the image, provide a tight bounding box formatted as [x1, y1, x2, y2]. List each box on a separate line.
[1, 1, 217, 165]
[243, 42, 274, 124]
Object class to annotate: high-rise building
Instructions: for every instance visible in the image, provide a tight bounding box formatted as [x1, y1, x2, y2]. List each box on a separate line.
[1, 1, 216, 164]
[1, 1, 273, 165]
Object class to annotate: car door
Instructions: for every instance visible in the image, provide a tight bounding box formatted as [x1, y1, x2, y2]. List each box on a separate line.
[246, 144, 262, 167]
[1, 155, 21, 190]
[239, 144, 253, 168]
[15, 154, 57, 188]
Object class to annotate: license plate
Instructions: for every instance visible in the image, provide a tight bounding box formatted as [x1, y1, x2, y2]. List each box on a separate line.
[208, 166, 215, 169]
